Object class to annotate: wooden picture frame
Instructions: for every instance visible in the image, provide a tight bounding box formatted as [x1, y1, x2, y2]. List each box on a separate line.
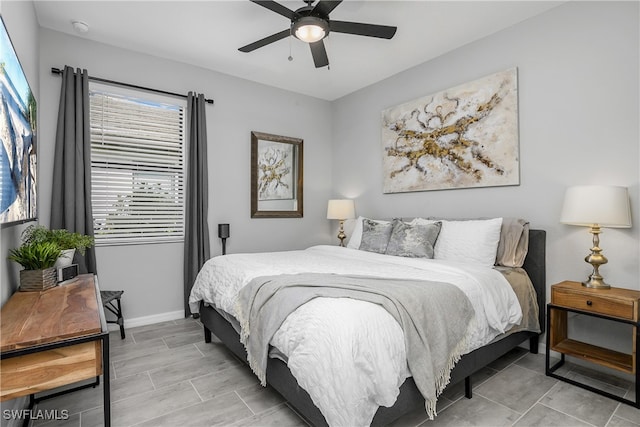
[251, 131, 303, 218]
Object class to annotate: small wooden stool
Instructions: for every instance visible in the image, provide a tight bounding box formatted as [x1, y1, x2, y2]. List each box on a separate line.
[100, 290, 125, 339]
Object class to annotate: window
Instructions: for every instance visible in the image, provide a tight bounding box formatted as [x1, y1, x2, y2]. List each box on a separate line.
[89, 87, 186, 245]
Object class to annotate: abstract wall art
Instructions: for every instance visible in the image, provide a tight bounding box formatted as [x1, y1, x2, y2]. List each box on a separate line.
[1, 17, 37, 225]
[257, 140, 294, 201]
[381, 68, 519, 193]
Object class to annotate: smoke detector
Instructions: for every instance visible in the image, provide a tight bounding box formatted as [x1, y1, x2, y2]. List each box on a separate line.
[71, 20, 89, 34]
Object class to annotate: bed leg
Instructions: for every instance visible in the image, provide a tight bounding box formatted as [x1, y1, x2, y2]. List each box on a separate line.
[464, 376, 472, 399]
[204, 326, 212, 343]
[529, 335, 539, 354]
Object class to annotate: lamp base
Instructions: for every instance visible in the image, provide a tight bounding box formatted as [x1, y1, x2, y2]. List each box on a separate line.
[582, 224, 610, 289]
[582, 276, 610, 289]
[337, 220, 346, 247]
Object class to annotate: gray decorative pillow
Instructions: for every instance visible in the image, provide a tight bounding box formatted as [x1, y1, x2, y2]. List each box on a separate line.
[386, 219, 442, 258]
[359, 219, 394, 254]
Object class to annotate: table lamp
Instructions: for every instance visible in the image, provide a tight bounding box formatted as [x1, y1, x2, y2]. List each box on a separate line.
[218, 223, 230, 255]
[560, 185, 632, 288]
[327, 199, 356, 247]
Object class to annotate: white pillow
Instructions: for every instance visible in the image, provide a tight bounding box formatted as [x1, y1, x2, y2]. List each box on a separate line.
[409, 217, 437, 227]
[342, 218, 357, 244]
[346, 216, 392, 249]
[434, 218, 503, 266]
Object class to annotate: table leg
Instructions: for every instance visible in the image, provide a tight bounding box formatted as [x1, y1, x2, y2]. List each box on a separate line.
[103, 334, 111, 426]
[636, 325, 639, 408]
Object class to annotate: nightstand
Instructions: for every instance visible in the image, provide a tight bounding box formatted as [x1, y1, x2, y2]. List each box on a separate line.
[546, 280, 640, 407]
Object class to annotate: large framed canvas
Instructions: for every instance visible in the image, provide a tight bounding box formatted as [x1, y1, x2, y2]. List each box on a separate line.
[0, 16, 37, 225]
[381, 68, 519, 193]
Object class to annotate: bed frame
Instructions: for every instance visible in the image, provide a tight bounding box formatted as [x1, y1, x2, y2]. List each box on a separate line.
[199, 229, 546, 426]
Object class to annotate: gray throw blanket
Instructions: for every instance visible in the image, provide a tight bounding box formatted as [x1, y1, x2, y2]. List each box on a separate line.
[234, 273, 475, 419]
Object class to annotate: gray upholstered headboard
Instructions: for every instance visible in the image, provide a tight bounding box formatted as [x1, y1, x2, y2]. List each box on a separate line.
[522, 229, 546, 334]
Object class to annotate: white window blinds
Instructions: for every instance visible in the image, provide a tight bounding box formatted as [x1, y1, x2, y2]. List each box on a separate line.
[89, 89, 186, 245]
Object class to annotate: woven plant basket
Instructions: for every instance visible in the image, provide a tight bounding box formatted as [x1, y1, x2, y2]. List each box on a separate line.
[19, 267, 58, 292]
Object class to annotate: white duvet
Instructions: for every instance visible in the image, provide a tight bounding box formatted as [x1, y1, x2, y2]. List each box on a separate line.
[189, 246, 522, 427]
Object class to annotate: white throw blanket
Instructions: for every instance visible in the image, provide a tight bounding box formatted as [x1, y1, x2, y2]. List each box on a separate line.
[189, 246, 522, 426]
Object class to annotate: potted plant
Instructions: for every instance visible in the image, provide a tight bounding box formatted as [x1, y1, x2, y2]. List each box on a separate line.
[8, 241, 62, 291]
[21, 225, 94, 267]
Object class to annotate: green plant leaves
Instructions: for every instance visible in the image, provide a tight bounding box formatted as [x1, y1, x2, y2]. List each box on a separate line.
[21, 225, 94, 255]
[8, 242, 62, 270]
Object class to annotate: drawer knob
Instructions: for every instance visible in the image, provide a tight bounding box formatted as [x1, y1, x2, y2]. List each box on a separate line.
[586, 300, 593, 306]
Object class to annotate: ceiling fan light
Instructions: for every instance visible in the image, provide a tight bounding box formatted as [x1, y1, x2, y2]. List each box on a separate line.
[293, 16, 329, 43]
[296, 24, 325, 43]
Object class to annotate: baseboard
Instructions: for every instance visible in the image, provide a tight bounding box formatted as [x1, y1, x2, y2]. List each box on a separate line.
[107, 310, 184, 331]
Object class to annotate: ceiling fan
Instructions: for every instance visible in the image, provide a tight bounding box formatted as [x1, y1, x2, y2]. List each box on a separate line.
[239, 0, 397, 68]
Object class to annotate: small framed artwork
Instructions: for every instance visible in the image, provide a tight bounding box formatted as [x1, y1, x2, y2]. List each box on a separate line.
[251, 131, 303, 218]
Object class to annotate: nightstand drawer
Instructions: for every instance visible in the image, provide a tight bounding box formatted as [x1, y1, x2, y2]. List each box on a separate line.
[552, 288, 635, 320]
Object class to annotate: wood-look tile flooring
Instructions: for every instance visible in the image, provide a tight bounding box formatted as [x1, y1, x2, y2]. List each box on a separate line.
[26, 318, 640, 427]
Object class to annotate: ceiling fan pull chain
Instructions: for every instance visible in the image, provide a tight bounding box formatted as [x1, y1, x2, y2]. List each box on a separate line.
[288, 26, 294, 61]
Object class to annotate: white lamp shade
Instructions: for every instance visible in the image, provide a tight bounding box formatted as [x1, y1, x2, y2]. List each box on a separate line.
[560, 185, 632, 228]
[327, 199, 355, 220]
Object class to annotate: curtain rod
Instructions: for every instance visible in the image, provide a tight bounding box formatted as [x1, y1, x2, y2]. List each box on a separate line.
[51, 67, 214, 104]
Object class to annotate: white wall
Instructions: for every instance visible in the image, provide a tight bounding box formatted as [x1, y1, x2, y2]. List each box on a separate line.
[37, 30, 333, 321]
[331, 1, 639, 351]
[0, 0, 40, 306]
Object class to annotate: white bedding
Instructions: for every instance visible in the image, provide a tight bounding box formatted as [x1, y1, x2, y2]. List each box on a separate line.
[189, 245, 522, 426]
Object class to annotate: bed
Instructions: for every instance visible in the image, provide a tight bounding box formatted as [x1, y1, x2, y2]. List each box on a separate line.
[189, 218, 546, 426]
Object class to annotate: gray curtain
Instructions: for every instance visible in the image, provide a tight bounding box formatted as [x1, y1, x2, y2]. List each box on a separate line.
[51, 66, 97, 274]
[184, 92, 210, 317]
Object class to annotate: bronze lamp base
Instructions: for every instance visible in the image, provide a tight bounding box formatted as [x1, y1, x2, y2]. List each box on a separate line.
[582, 225, 610, 289]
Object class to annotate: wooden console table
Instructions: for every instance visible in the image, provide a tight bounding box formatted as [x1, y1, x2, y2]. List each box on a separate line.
[0, 274, 111, 426]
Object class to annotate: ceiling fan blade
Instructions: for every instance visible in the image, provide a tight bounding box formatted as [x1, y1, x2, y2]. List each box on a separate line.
[330, 20, 397, 39]
[311, 1, 342, 17]
[250, 0, 298, 20]
[309, 40, 329, 68]
[238, 29, 291, 52]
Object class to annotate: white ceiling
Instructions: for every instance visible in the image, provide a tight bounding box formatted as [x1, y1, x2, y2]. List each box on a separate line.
[33, 1, 564, 101]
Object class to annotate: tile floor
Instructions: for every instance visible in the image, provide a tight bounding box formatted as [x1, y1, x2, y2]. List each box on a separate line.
[21, 318, 640, 427]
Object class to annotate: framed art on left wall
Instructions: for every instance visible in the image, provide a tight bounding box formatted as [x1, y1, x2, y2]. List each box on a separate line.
[0, 16, 37, 225]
